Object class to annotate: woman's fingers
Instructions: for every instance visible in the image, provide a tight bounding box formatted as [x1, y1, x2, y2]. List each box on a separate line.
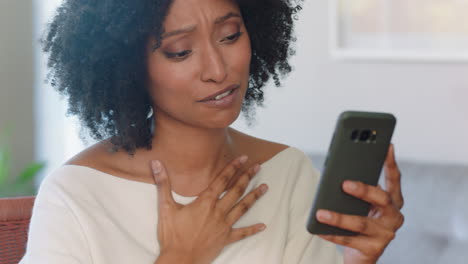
[384, 144, 404, 209]
[318, 234, 388, 259]
[217, 164, 261, 210]
[316, 209, 396, 258]
[341, 181, 404, 230]
[225, 183, 268, 226]
[202, 155, 249, 200]
[150, 156, 268, 263]
[227, 223, 267, 244]
[317, 144, 405, 262]
[316, 210, 385, 236]
[342, 180, 393, 209]
[152, 160, 178, 210]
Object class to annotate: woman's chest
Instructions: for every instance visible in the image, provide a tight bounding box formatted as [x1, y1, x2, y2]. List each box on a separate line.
[77, 178, 291, 264]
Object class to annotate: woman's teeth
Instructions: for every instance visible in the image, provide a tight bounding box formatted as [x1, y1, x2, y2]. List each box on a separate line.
[213, 89, 234, 100]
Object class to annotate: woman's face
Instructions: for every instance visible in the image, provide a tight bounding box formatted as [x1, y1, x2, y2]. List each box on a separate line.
[146, 0, 251, 129]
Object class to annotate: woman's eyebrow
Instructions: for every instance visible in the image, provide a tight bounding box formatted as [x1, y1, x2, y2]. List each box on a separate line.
[161, 12, 241, 39]
[214, 12, 241, 24]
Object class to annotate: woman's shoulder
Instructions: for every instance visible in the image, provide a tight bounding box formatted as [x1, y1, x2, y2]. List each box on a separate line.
[35, 142, 119, 206]
[230, 128, 309, 163]
[65, 139, 107, 164]
[230, 129, 289, 162]
[60, 130, 309, 183]
[63, 139, 124, 176]
[38, 139, 113, 186]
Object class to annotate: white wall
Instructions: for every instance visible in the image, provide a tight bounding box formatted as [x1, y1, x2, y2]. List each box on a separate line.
[34, 0, 86, 186]
[0, 0, 35, 178]
[232, 0, 468, 166]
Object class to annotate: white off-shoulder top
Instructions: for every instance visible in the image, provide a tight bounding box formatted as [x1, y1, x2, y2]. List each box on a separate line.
[19, 146, 343, 264]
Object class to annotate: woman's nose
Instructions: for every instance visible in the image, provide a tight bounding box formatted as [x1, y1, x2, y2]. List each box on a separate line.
[200, 43, 227, 83]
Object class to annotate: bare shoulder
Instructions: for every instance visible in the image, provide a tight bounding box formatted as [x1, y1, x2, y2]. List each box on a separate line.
[64, 139, 118, 172]
[229, 128, 290, 164]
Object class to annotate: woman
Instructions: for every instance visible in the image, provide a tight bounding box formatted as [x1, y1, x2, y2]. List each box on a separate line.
[20, 0, 404, 263]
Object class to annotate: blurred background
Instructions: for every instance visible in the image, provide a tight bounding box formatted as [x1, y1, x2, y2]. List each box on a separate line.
[1, 0, 467, 263]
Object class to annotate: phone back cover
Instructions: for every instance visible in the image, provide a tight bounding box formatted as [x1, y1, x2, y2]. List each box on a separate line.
[306, 111, 396, 235]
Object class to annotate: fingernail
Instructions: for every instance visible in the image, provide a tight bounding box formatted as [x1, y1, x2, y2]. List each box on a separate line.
[239, 155, 248, 164]
[151, 160, 162, 175]
[259, 224, 266, 231]
[345, 181, 358, 191]
[254, 164, 261, 173]
[260, 184, 268, 194]
[317, 210, 332, 221]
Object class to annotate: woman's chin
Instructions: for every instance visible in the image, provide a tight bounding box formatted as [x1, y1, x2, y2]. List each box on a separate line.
[197, 109, 242, 129]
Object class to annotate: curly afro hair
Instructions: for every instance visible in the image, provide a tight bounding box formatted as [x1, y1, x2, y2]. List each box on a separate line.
[42, 0, 304, 155]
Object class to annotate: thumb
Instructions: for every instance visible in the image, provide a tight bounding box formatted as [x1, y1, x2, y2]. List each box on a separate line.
[151, 160, 177, 208]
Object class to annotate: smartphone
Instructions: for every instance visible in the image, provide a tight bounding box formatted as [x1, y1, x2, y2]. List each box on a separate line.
[306, 111, 396, 236]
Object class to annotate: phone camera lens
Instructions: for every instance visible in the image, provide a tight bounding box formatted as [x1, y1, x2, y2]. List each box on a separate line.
[351, 129, 359, 141]
[359, 130, 371, 141]
[370, 130, 377, 143]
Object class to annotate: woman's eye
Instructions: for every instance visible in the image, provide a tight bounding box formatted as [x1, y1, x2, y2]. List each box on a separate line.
[163, 50, 192, 60]
[222, 32, 243, 43]
[162, 32, 243, 60]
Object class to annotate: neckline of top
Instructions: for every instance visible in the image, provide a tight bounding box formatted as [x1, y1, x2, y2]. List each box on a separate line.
[62, 146, 296, 199]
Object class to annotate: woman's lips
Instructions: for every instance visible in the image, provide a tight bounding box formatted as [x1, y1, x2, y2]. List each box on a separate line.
[199, 84, 240, 102]
[198, 87, 240, 108]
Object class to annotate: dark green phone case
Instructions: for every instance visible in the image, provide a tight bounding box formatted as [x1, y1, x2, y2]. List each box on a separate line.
[306, 111, 396, 236]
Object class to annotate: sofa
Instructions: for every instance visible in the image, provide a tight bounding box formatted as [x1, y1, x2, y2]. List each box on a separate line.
[307, 153, 468, 264]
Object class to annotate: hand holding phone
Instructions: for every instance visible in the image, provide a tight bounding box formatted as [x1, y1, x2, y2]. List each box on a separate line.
[305, 111, 405, 263]
[307, 111, 396, 236]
